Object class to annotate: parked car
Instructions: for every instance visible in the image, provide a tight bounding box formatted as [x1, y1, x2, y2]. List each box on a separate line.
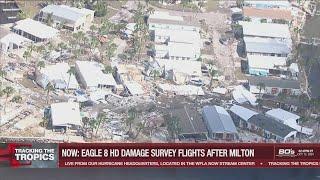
[189, 78, 204, 86]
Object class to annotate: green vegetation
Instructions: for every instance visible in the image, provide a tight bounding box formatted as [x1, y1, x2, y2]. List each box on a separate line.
[2, 86, 15, 112]
[209, 68, 218, 88]
[127, 107, 137, 131]
[67, 66, 76, 89]
[94, 1, 108, 17]
[164, 114, 182, 141]
[45, 82, 54, 105]
[37, 61, 45, 70]
[11, 95, 23, 103]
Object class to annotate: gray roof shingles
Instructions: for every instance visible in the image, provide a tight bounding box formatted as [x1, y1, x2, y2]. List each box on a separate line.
[248, 114, 296, 138]
[248, 76, 300, 89]
[202, 106, 237, 134]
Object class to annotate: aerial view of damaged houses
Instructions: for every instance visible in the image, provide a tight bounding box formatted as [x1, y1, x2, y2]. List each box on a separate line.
[0, 0, 319, 143]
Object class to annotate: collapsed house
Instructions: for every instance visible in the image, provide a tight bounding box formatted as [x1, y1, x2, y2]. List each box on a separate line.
[232, 85, 257, 106]
[158, 84, 204, 96]
[146, 59, 202, 84]
[36, 62, 79, 89]
[115, 64, 145, 96]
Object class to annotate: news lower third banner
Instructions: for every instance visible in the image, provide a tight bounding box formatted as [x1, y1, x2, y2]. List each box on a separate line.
[1, 143, 320, 168]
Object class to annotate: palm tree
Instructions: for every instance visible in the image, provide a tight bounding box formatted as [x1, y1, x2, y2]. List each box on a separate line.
[37, 61, 45, 70]
[17, 11, 28, 20]
[45, 13, 54, 26]
[145, 0, 150, 7]
[11, 95, 22, 103]
[103, 65, 113, 74]
[23, 50, 31, 63]
[132, 3, 148, 62]
[116, 22, 128, 34]
[164, 114, 181, 141]
[278, 92, 287, 108]
[105, 41, 118, 61]
[95, 112, 107, 136]
[90, 24, 97, 36]
[151, 69, 161, 80]
[36, 45, 45, 54]
[0, 69, 7, 90]
[94, 1, 108, 17]
[99, 18, 114, 36]
[134, 121, 146, 139]
[2, 86, 14, 113]
[57, 21, 66, 30]
[45, 82, 54, 105]
[257, 82, 266, 99]
[57, 42, 67, 56]
[236, 0, 244, 8]
[66, 66, 76, 89]
[27, 43, 36, 54]
[89, 37, 99, 57]
[198, 0, 205, 10]
[146, 7, 155, 15]
[209, 68, 218, 89]
[126, 107, 137, 134]
[47, 42, 55, 51]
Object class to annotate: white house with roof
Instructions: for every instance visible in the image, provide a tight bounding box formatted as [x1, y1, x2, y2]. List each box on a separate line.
[75, 61, 117, 91]
[0, 33, 31, 53]
[248, 76, 302, 96]
[244, 37, 291, 57]
[153, 28, 201, 45]
[149, 11, 202, 61]
[239, 21, 291, 40]
[13, 18, 59, 42]
[244, 1, 291, 9]
[36, 62, 79, 89]
[39, 5, 94, 32]
[50, 102, 82, 129]
[266, 108, 313, 135]
[148, 11, 200, 32]
[239, 22, 293, 78]
[155, 42, 201, 61]
[247, 55, 288, 76]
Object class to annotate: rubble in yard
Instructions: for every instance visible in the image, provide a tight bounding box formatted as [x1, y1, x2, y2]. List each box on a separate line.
[158, 84, 205, 96]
